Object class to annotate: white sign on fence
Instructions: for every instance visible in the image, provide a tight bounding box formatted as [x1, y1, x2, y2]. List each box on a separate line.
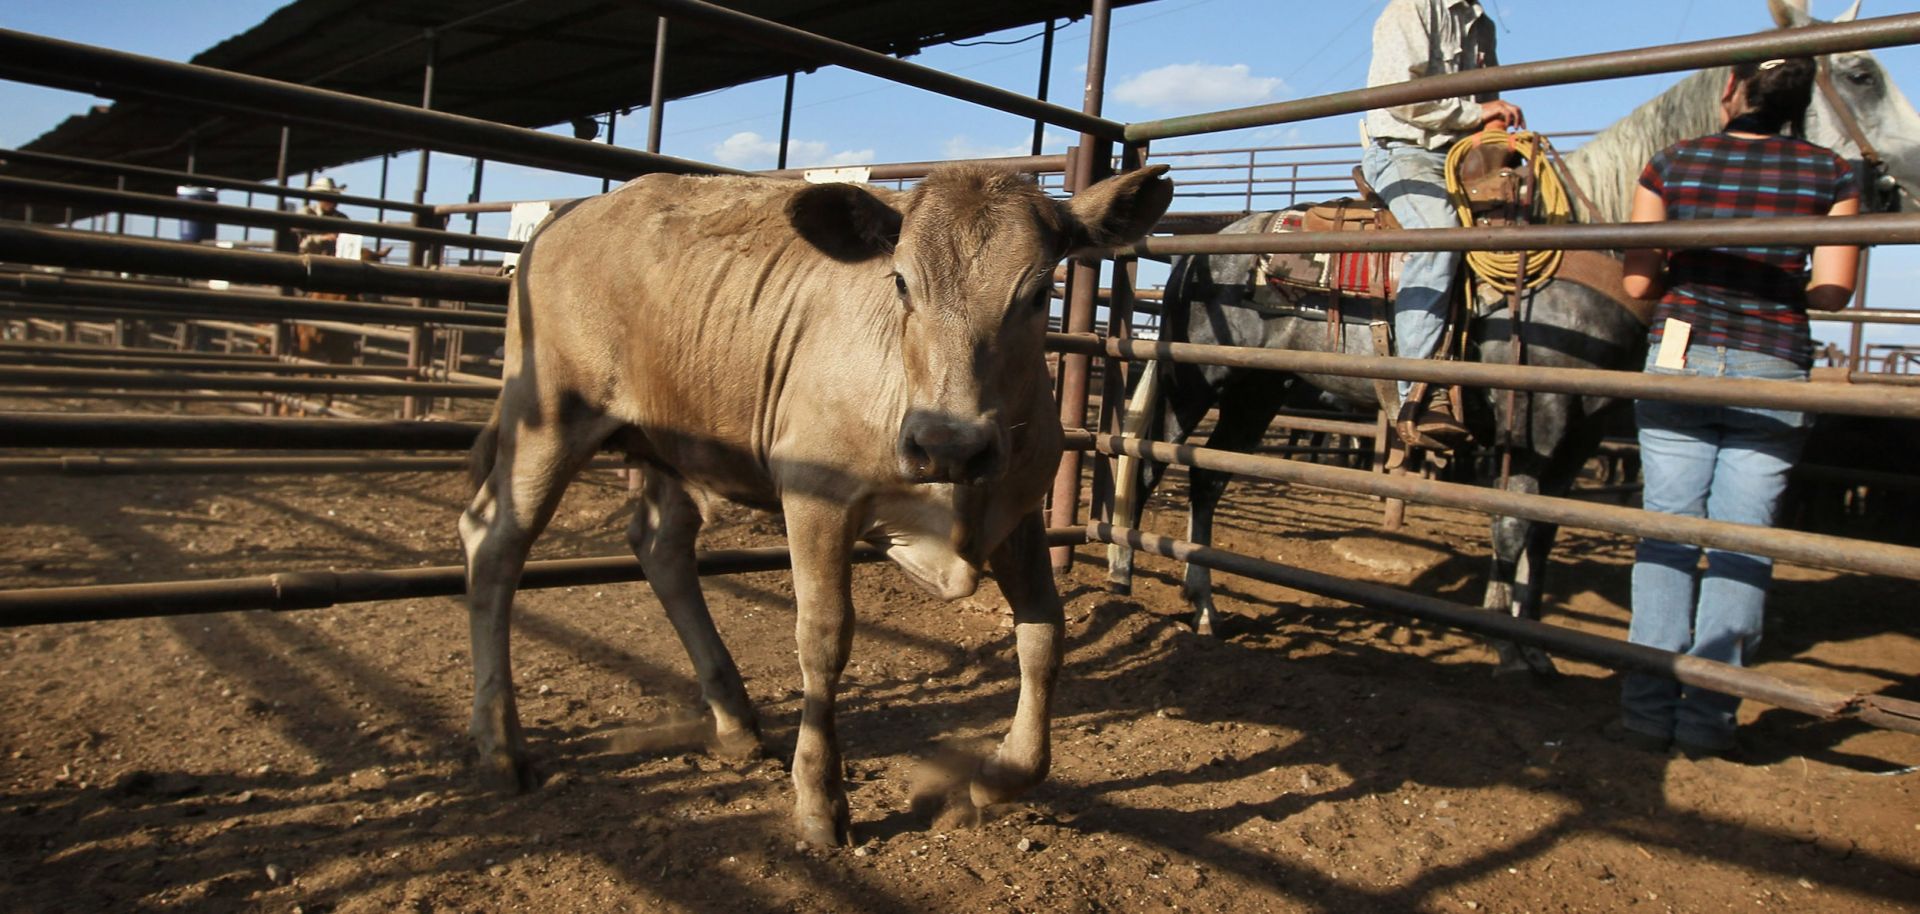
[502, 201, 554, 270]
[334, 232, 364, 261]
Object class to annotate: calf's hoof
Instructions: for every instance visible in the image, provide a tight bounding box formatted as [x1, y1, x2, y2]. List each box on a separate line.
[474, 747, 538, 794]
[709, 722, 765, 761]
[794, 810, 851, 848]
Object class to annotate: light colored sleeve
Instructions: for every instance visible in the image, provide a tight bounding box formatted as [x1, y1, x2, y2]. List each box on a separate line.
[1368, 0, 1485, 133]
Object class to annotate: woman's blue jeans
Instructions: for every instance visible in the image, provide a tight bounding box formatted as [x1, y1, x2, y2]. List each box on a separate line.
[1622, 344, 1810, 750]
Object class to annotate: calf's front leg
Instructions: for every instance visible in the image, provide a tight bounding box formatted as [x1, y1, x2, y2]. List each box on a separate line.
[781, 494, 858, 846]
[970, 511, 1064, 810]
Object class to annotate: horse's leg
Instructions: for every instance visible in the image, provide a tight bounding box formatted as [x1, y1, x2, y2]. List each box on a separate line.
[780, 491, 858, 847]
[1184, 381, 1283, 635]
[626, 466, 761, 757]
[458, 406, 612, 790]
[970, 512, 1064, 810]
[1484, 466, 1558, 678]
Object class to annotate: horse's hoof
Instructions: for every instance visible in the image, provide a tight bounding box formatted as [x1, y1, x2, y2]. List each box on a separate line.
[1104, 578, 1133, 596]
[1490, 643, 1559, 680]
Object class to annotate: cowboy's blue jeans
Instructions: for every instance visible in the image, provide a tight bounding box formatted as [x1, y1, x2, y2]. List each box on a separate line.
[1621, 344, 1810, 750]
[1361, 141, 1458, 403]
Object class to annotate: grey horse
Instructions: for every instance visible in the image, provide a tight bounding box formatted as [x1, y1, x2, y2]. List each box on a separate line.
[1109, 0, 1920, 674]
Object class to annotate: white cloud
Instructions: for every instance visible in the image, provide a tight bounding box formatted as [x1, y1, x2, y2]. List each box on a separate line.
[710, 132, 872, 169]
[1112, 63, 1284, 112]
[942, 130, 1071, 161]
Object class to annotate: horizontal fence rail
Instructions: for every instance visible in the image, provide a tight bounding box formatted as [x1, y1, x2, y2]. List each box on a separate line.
[0, 455, 628, 477]
[1091, 524, 1920, 735]
[1047, 334, 1920, 420]
[0, 223, 510, 303]
[0, 528, 1085, 627]
[1132, 212, 1920, 257]
[0, 29, 739, 182]
[0, 147, 439, 215]
[1128, 13, 1920, 141]
[0, 365, 498, 398]
[0, 175, 520, 253]
[1087, 434, 1920, 582]
[0, 413, 487, 450]
[0, 353, 419, 376]
[0, 273, 508, 328]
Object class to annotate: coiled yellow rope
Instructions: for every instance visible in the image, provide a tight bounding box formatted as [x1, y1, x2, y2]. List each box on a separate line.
[1445, 129, 1572, 293]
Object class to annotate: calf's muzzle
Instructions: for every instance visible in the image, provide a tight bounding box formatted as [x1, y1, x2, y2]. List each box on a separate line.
[898, 410, 1003, 485]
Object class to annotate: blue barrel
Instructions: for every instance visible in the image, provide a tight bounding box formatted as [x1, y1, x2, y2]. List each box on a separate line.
[176, 186, 218, 243]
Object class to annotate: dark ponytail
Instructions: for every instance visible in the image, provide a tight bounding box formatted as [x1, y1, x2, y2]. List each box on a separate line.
[1731, 57, 1817, 137]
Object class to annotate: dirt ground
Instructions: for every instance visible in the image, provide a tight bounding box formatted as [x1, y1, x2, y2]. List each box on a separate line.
[2, 397, 1917, 914]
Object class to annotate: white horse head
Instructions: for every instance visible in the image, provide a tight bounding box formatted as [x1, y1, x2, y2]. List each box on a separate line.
[1770, 0, 1920, 208]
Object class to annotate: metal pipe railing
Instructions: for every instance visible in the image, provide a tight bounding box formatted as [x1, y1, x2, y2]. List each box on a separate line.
[0, 147, 437, 215]
[0, 28, 740, 183]
[0, 454, 628, 477]
[1087, 433, 1920, 581]
[0, 273, 507, 328]
[0, 528, 1085, 627]
[0, 364, 496, 398]
[1045, 334, 1920, 420]
[0, 223, 509, 303]
[623, 0, 1124, 142]
[1091, 524, 1920, 735]
[1127, 13, 1920, 141]
[0, 412, 486, 450]
[1133, 212, 1920, 258]
[0, 352, 417, 376]
[0, 175, 521, 253]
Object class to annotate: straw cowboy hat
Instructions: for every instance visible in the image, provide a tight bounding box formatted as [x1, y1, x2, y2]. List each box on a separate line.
[306, 176, 347, 194]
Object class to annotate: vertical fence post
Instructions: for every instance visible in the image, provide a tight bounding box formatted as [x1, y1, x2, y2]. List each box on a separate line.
[1047, 0, 1114, 574]
[404, 32, 439, 421]
[1847, 247, 1872, 375]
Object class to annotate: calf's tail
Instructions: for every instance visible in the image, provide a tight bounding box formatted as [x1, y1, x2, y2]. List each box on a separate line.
[467, 408, 502, 494]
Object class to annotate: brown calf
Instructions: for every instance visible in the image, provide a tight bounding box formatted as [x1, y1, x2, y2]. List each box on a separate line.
[460, 163, 1172, 845]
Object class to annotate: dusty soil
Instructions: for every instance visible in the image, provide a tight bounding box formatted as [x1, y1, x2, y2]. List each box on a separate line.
[2, 398, 1917, 914]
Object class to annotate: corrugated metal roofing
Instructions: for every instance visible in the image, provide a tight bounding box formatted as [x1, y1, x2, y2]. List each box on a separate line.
[4, 0, 1140, 211]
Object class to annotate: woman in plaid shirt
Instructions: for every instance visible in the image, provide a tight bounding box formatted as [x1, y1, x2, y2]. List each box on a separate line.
[1616, 57, 1860, 759]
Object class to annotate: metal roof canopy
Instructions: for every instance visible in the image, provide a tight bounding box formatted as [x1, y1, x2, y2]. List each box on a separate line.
[5, 0, 1143, 209]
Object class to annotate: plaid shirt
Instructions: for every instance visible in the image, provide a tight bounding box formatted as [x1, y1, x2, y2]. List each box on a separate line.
[1638, 133, 1856, 367]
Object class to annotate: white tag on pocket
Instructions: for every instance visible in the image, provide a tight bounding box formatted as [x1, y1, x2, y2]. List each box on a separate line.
[1655, 318, 1691, 370]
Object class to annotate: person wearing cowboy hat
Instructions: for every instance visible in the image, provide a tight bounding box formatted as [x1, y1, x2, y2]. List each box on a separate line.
[294, 176, 349, 256]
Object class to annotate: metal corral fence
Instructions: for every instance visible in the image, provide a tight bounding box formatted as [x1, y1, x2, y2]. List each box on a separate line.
[1, 2, 1919, 739]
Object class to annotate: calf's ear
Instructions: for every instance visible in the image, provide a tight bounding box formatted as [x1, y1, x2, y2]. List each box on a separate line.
[787, 182, 903, 262]
[1063, 164, 1173, 258]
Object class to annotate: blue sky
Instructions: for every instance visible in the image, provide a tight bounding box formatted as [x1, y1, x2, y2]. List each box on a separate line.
[5, 0, 1919, 350]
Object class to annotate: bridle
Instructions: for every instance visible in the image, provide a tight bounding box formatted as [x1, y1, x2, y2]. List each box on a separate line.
[1815, 56, 1911, 212]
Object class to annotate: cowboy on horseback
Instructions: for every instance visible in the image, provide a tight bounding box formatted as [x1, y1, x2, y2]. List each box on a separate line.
[1362, 0, 1525, 450]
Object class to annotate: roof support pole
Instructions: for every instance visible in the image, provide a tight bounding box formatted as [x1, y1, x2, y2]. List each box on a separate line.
[601, 110, 619, 194]
[778, 72, 796, 170]
[411, 31, 437, 208]
[647, 17, 669, 155]
[1030, 19, 1056, 157]
[1047, 0, 1114, 574]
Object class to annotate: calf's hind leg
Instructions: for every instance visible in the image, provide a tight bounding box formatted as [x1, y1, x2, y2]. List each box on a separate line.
[625, 467, 761, 756]
[459, 410, 612, 791]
